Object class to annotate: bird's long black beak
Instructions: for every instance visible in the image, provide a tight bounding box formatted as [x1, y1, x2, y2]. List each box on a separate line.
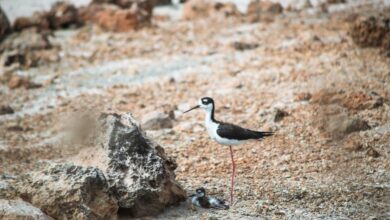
[183, 105, 200, 113]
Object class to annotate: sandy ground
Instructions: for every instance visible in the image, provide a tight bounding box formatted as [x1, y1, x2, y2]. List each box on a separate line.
[1, 1, 390, 219]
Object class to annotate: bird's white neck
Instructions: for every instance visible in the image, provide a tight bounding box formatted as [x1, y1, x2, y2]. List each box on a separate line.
[204, 105, 215, 123]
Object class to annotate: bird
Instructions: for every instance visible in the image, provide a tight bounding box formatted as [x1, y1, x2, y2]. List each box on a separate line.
[189, 187, 229, 210]
[184, 97, 273, 205]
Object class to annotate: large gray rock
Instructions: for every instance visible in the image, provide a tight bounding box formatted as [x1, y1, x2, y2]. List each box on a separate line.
[0, 6, 11, 42]
[96, 113, 186, 217]
[0, 199, 53, 220]
[14, 163, 118, 220]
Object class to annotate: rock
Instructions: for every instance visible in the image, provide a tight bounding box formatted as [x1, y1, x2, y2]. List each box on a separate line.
[0, 199, 53, 220]
[85, 0, 157, 30]
[272, 108, 288, 122]
[182, 0, 240, 20]
[14, 163, 118, 220]
[0, 28, 55, 69]
[247, 0, 283, 22]
[0, 177, 17, 200]
[46, 1, 81, 29]
[142, 111, 174, 130]
[13, 12, 50, 31]
[367, 147, 380, 158]
[92, 0, 157, 9]
[156, 0, 172, 6]
[0, 105, 14, 115]
[7, 75, 42, 89]
[0, 28, 51, 52]
[294, 92, 312, 101]
[79, 3, 152, 32]
[12, 2, 81, 31]
[349, 14, 390, 50]
[231, 42, 259, 51]
[94, 113, 186, 217]
[344, 134, 364, 152]
[0, 6, 11, 41]
[327, 0, 345, 3]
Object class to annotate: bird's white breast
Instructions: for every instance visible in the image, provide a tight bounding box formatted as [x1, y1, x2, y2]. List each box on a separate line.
[205, 118, 243, 146]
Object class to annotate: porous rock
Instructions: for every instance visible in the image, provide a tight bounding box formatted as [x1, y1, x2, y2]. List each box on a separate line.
[95, 113, 186, 217]
[14, 163, 118, 220]
[0, 199, 53, 220]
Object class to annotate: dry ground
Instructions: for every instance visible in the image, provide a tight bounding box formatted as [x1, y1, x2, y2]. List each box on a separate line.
[1, 3, 390, 219]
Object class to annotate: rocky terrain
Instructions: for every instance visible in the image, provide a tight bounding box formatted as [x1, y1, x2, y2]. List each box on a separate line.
[0, 0, 390, 219]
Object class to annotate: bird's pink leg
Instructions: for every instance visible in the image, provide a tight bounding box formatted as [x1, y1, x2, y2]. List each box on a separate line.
[229, 145, 235, 206]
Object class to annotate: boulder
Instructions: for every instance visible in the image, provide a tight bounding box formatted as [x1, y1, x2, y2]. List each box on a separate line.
[182, 0, 240, 20]
[142, 111, 173, 130]
[0, 6, 11, 41]
[0, 199, 53, 220]
[93, 113, 186, 217]
[14, 163, 118, 220]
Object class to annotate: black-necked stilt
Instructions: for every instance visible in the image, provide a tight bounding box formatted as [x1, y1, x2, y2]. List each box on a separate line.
[184, 97, 273, 205]
[189, 187, 229, 210]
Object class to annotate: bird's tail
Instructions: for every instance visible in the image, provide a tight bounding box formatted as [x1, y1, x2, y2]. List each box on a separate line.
[255, 131, 274, 139]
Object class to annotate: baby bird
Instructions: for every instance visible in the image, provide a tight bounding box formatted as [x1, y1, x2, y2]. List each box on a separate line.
[189, 187, 229, 210]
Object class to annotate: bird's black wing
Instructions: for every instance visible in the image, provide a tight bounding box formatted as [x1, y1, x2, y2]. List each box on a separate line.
[216, 121, 273, 140]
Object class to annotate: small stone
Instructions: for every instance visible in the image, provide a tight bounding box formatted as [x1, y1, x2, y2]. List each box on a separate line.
[0, 105, 14, 115]
[231, 42, 259, 51]
[247, 0, 283, 22]
[182, 0, 240, 20]
[294, 92, 312, 101]
[7, 75, 42, 90]
[344, 135, 363, 152]
[367, 147, 380, 158]
[272, 108, 288, 122]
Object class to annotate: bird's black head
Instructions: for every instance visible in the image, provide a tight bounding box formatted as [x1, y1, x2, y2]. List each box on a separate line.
[183, 97, 215, 113]
[200, 97, 214, 106]
[195, 187, 206, 197]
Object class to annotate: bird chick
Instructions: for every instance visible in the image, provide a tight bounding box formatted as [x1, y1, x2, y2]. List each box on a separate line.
[189, 187, 229, 210]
